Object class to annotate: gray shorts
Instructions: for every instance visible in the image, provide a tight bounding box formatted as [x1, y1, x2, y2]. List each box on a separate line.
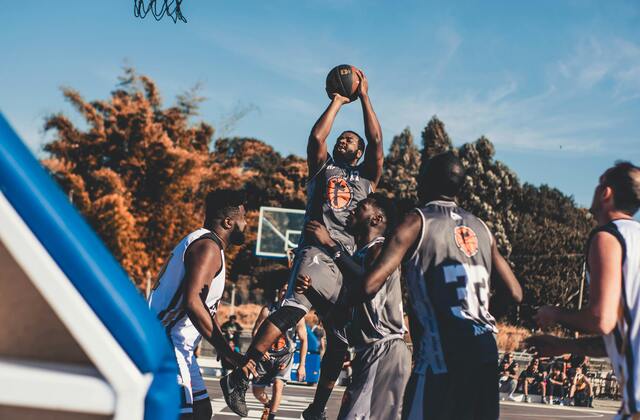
[252, 351, 294, 387]
[281, 245, 344, 318]
[338, 337, 411, 420]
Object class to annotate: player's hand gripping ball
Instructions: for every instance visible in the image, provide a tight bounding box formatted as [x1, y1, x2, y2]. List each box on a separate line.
[326, 64, 361, 102]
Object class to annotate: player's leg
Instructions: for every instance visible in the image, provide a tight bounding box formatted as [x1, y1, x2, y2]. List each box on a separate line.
[173, 346, 195, 419]
[269, 352, 293, 417]
[189, 350, 212, 420]
[304, 325, 348, 420]
[222, 246, 341, 416]
[364, 338, 411, 420]
[252, 385, 270, 406]
[473, 360, 500, 420]
[269, 379, 286, 418]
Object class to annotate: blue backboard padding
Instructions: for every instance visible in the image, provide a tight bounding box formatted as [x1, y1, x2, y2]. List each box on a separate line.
[0, 113, 179, 420]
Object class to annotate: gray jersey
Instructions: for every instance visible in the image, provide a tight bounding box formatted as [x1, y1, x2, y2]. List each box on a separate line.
[404, 201, 497, 375]
[302, 155, 373, 254]
[347, 237, 405, 350]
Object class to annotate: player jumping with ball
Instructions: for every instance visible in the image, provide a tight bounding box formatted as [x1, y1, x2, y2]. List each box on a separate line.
[221, 68, 384, 419]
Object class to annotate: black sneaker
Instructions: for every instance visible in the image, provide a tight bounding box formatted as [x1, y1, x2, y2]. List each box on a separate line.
[302, 404, 327, 420]
[220, 369, 250, 417]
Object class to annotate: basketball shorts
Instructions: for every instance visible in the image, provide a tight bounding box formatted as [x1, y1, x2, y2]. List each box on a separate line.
[402, 359, 499, 420]
[281, 245, 344, 318]
[338, 337, 411, 420]
[253, 351, 294, 387]
[171, 337, 208, 415]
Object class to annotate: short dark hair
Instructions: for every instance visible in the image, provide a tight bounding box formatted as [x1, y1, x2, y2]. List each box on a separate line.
[602, 161, 640, 216]
[204, 189, 246, 223]
[418, 151, 465, 200]
[364, 192, 397, 234]
[342, 130, 366, 153]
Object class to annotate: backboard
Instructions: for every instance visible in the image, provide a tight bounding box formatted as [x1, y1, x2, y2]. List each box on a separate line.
[256, 206, 306, 259]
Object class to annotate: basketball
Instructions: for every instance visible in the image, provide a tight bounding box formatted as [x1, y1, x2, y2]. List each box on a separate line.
[325, 64, 361, 101]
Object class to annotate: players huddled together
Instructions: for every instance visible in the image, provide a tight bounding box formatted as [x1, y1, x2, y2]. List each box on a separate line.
[148, 67, 640, 420]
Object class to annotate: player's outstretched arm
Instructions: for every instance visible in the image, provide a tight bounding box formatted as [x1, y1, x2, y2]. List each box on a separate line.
[356, 69, 383, 187]
[351, 211, 422, 303]
[491, 240, 523, 303]
[534, 231, 622, 334]
[308, 94, 350, 175]
[296, 318, 308, 382]
[183, 240, 241, 366]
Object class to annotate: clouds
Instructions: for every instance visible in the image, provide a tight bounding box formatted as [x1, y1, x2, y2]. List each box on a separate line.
[557, 36, 640, 101]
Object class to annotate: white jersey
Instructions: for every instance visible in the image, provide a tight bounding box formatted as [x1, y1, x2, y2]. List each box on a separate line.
[588, 219, 640, 418]
[148, 228, 226, 348]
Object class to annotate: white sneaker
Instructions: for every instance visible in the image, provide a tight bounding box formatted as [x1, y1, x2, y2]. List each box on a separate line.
[507, 395, 517, 402]
[523, 396, 530, 403]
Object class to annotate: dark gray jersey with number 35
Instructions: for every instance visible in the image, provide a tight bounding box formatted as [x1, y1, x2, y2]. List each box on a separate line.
[405, 200, 497, 375]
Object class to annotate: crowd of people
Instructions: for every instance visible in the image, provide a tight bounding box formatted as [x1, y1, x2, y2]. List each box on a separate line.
[499, 352, 600, 407]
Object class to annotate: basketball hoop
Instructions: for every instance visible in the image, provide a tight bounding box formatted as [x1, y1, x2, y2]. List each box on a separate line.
[133, 0, 187, 23]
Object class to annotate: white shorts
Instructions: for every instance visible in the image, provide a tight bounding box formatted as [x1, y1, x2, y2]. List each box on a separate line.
[172, 337, 208, 414]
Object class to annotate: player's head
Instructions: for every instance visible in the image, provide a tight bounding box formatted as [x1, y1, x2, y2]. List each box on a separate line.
[333, 130, 365, 165]
[346, 192, 397, 237]
[418, 151, 465, 203]
[229, 314, 237, 322]
[590, 161, 640, 220]
[204, 189, 247, 245]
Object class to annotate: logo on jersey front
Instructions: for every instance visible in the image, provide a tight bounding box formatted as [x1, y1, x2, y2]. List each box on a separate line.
[454, 226, 479, 257]
[327, 176, 353, 210]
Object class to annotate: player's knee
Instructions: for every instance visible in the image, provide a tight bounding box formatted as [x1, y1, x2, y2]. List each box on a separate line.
[252, 385, 267, 400]
[267, 306, 306, 333]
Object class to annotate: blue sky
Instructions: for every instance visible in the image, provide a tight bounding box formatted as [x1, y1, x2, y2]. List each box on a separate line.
[1, 1, 639, 208]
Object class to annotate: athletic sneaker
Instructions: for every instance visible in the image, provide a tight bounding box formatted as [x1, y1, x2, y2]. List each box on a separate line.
[220, 369, 250, 417]
[523, 395, 530, 403]
[507, 395, 517, 402]
[302, 404, 327, 420]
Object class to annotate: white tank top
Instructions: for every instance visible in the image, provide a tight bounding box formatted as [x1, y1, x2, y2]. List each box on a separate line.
[148, 228, 226, 346]
[588, 219, 640, 417]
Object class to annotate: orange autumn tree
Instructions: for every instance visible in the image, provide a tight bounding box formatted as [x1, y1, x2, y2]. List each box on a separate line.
[43, 68, 216, 286]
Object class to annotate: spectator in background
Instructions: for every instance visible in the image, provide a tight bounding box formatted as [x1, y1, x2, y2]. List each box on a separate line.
[221, 314, 243, 351]
[569, 366, 594, 407]
[520, 358, 548, 403]
[547, 363, 568, 405]
[307, 311, 326, 357]
[498, 353, 519, 401]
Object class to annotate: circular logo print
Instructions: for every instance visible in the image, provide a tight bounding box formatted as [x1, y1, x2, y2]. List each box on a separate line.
[327, 176, 353, 210]
[454, 226, 479, 257]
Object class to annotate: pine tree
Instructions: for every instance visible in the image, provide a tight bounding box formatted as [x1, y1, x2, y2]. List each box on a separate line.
[378, 127, 420, 204]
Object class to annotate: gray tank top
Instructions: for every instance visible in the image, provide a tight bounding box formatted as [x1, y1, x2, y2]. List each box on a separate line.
[347, 237, 405, 350]
[404, 201, 497, 374]
[301, 155, 373, 254]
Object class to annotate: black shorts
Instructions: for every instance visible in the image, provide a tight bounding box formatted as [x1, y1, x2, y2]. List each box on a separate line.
[402, 360, 499, 420]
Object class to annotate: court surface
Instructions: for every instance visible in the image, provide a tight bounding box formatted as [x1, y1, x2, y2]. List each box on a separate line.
[205, 378, 616, 419]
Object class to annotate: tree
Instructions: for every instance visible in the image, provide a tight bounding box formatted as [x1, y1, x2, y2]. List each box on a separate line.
[378, 127, 420, 204]
[43, 68, 215, 286]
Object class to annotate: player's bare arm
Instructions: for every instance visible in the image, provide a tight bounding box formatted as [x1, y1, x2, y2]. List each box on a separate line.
[183, 240, 243, 367]
[491, 239, 523, 303]
[356, 69, 383, 187]
[357, 211, 422, 300]
[296, 318, 308, 381]
[307, 94, 351, 175]
[534, 231, 622, 334]
[525, 335, 607, 358]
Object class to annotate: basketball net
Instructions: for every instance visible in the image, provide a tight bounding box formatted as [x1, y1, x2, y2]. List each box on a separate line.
[133, 0, 187, 23]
